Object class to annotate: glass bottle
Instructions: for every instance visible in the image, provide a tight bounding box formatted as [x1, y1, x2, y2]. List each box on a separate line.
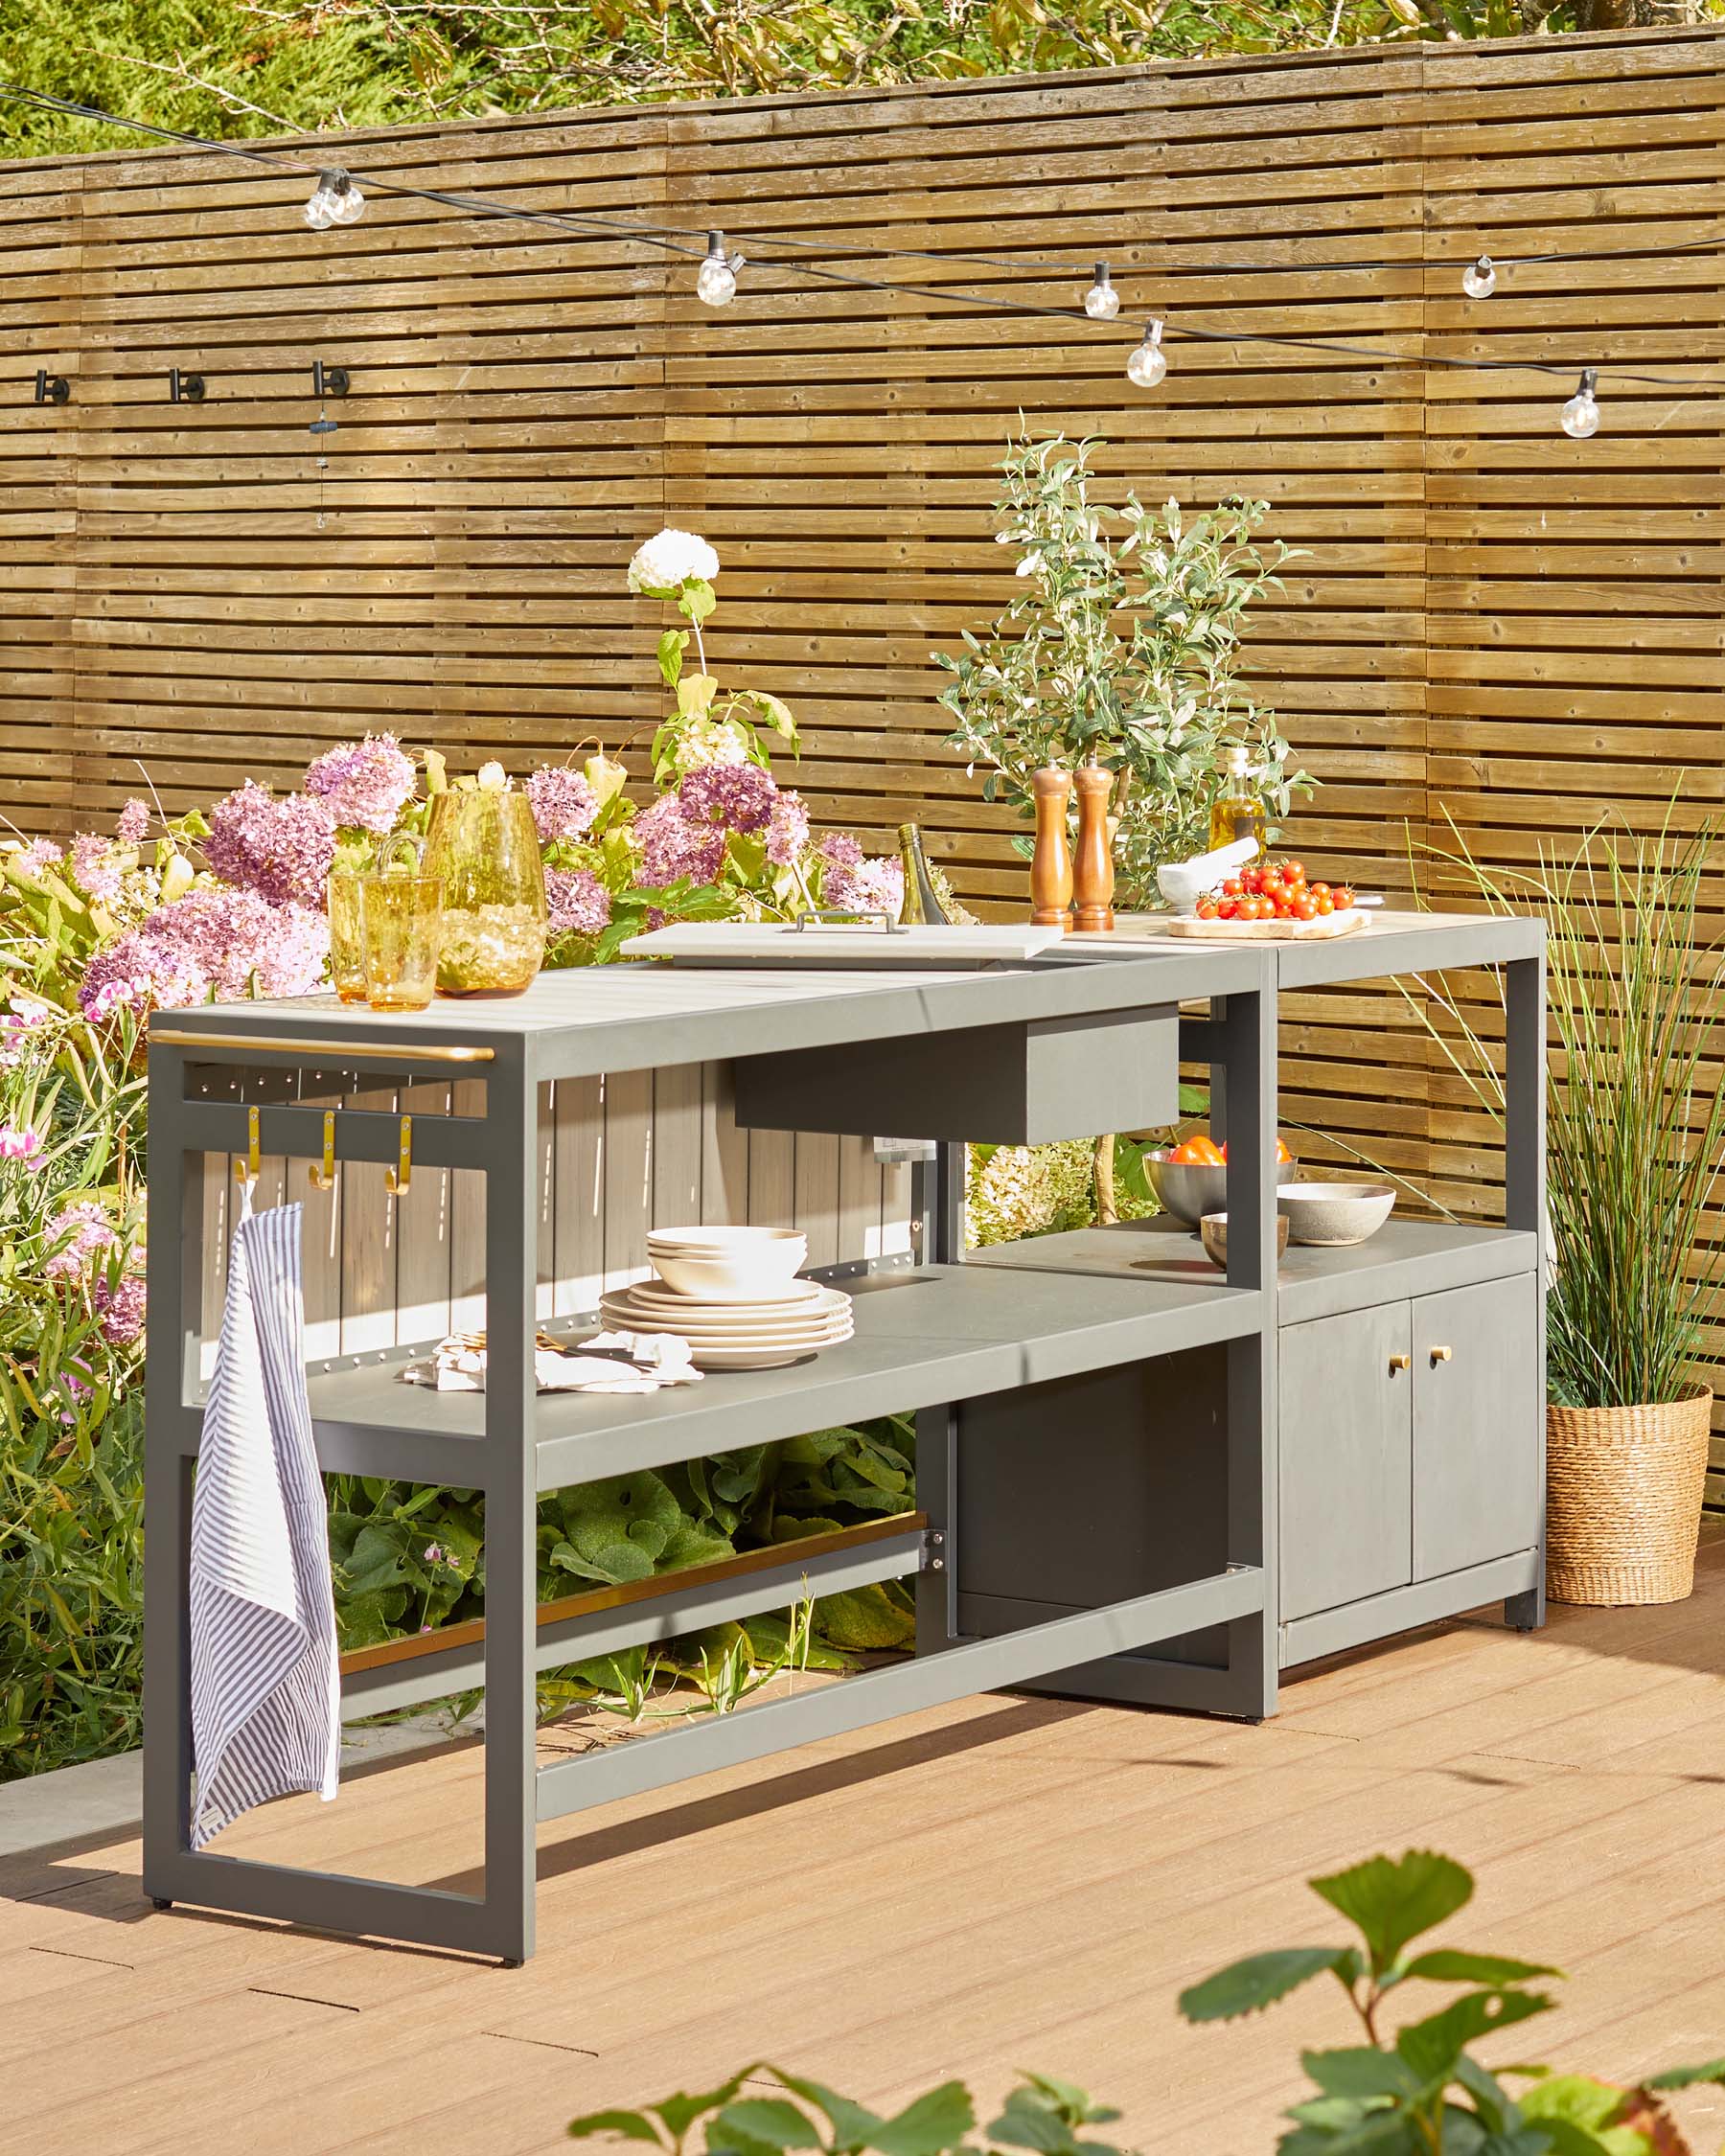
[896, 822, 953, 927]
[1208, 745, 1265, 856]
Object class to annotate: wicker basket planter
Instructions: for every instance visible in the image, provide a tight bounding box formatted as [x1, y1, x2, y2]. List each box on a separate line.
[1546, 1385, 1713, 1606]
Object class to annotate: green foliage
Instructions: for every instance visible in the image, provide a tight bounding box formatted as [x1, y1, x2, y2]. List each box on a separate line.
[1179, 1847, 1725, 2153]
[934, 434, 1311, 906]
[569, 2065, 1124, 2156]
[1409, 803, 1725, 1411]
[0, 991, 149, 1777]
[0, 0, 1676, 159]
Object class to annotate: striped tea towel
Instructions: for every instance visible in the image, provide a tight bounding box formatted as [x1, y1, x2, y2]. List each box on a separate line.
[190, 1194, 339, 1848]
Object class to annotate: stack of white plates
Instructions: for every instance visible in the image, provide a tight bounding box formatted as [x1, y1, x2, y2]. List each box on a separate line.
[602, 1227, 854, 1369]
[599, 1276, 854, 1369]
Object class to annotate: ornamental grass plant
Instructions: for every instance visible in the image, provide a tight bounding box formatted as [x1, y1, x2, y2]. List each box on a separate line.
[1413, 804, 1725, 1412]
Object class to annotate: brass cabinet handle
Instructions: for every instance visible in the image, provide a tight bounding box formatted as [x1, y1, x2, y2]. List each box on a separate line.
[1389, 1352, 1411, 1372]
[1430, 1344, 1453, 1365]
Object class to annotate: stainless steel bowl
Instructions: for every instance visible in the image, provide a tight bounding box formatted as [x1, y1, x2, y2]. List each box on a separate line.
[1146, 1149, 1299, 1227]
[1145, 1153, 1229, 1227]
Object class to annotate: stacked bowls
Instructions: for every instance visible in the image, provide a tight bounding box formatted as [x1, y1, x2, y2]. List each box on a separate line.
[599, 1227, 855, 1370]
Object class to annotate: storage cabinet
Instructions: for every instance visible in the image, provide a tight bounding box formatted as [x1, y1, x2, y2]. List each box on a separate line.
[1412, 1276, 1540, 1580]
[1279, 1303, 1413, 1622]
[1279, 1273, 1540, 1631]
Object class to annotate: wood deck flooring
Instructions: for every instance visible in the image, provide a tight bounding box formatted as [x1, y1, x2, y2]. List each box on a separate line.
[4, 1536, 1723, 2156]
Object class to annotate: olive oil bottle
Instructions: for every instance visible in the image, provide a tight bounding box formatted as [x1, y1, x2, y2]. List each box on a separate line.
[1208, 744, 1266, 856]
[896, 822, 953, 926]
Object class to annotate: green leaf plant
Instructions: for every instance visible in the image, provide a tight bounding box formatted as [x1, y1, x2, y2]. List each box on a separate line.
[1178, 1849, 1725, 2153]
[933, 429, 1312, 906]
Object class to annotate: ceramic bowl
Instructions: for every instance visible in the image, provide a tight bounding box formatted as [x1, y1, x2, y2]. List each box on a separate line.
[1147, 1151, 1298, 1227]
[1276, 1182, 1395, 1247]
[1199, 1211, 1291, 1269]
[647, 1226, 807, 1301]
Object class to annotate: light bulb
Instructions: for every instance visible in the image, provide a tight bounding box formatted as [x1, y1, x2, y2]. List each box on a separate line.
[304, 183, 336, 231]
[1126, 319, 1166, 389]
[1462, 253, 1496, 299]
[330, 175, 365, 226]
[1084, 261, 1119, 320]
[1561, 369, 1600, 440]
[698, 231, 739, 307]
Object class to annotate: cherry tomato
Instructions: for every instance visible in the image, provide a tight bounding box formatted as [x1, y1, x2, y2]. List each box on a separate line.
[1282, 860, 1304, 883]
[1294, 894, 1318, 922]
[1222, 877, 1243, 898]
[1315, 891, 1334, 916]
[1334, 885, 1355, 910]
[1196, 898, 1218, 920]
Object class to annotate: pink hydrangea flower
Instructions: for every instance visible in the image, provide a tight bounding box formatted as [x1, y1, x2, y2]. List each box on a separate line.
[0, 1125, 44, 1161]
[634, 793, 724, 887]
[527, 766, 599, 844]
[206, 781, 336, 908]
[0, 1000, 52, 1068]
[94, 1273, 148, 1347]
[304, 734, 416, 836]
[116, 799, 150, 844]
[817, 833, 903, 921]
[544, 866, 611, 939]
[13, 837, 65, 877]
[69, 833, 125, 905]
[79, 886, 329, 1019]
[678, 764, 776, 834]
[43, 1202, 118, 1282]
[765, 789, 811, 868]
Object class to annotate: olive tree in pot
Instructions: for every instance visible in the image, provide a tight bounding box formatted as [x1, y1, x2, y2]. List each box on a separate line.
[932, 428, 1310, 1223]
[1416, 806, 1725, 1605]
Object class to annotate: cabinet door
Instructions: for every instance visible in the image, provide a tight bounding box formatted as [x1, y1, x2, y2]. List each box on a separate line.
[1413, 1275, 1540, 1580]
[1279, 1303, 1413, 1623]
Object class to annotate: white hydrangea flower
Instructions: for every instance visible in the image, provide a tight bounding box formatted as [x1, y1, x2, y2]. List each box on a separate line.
[628, 528, 721, 594]
[667, 717, 750, 776]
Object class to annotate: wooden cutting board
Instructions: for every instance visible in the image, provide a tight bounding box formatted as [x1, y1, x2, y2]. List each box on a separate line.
[1137, 907, 1368, 942]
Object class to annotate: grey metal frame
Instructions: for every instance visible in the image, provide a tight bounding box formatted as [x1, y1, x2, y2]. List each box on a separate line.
[141, 916, 1543, 1964]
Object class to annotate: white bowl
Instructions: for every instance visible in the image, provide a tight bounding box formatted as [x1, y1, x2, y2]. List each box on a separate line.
[1276, 1182, 1395, 1247]
[649, 1236, 807, 1301]
[648, 1225, 806, 1254]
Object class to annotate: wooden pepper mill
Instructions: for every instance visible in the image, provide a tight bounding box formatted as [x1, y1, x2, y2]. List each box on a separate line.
[1029, 766, 1074, 930]
[1071, 763, 1116, 932]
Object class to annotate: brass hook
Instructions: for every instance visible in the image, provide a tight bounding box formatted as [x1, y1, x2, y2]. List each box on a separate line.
[233, 1104, 261, 1185]
[385, 1114, 412, 1198]
[309, 1110, 336, 1192]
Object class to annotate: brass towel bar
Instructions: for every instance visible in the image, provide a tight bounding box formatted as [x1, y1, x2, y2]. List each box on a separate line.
[148, 1027, 494, 1064]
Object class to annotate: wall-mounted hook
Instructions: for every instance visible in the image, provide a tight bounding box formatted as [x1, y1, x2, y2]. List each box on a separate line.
[234, 1104, 262, 1186]
[309, 1109, 337, 1192]
[168, 367, 207, 404]
[34, 369, 70, 405]
[312, 361, 351, 398]
[384, 1114, 412, 1198]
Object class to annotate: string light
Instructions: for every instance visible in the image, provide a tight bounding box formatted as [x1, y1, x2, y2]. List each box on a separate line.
[697, 231, 743, 306]
[1462, 254, 1497, 299]
[1083, 261, 1120, 320]
[1561, 368, 1601, 439]
[305, 169, 364, 230]
[1127, 320, 1167, 389]
[0, 80, 1716, 415]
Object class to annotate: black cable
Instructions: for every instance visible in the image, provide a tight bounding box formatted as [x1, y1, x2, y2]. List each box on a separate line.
[2, 79, 1721, 393]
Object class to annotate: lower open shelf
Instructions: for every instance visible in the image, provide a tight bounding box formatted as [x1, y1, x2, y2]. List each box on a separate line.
[966, 1214, 1540, 1323]
[258, 1260, 1264, 1486]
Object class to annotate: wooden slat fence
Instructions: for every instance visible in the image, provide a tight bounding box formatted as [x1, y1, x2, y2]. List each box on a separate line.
[5, 24, 1725, 1490]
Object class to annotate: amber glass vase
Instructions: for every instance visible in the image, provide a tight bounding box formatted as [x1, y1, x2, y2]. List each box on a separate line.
[424, 790, 547, 996]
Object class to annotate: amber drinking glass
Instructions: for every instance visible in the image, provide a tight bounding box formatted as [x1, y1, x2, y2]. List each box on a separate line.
[360, 871, 444, 1013]
[327, 869, 369, 1004]
[423, 789, 547, 996]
